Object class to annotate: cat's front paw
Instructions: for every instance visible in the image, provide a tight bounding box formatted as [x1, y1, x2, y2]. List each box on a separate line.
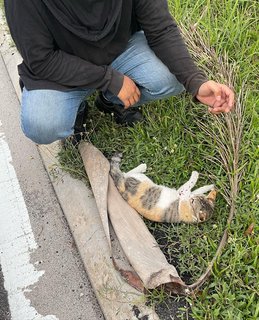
[138, 163, 147, 173]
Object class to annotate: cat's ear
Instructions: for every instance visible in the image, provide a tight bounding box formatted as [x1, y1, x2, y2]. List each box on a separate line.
[206, 189, 217, 204]
[178, 171, 199, 199]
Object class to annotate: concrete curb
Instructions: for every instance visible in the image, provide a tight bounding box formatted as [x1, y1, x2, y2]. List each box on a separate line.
[0, 11, 160, 320]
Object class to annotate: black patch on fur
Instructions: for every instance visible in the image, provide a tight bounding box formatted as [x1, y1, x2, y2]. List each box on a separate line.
[141, 186, 162, 210]
[121, 191, 129, 202]
[198, 197, 214, 218]
[111, 171, 122, 186]
[110, 155, 122, 186]
[164, 199, 179, 223]
[125, 177, 141, 195]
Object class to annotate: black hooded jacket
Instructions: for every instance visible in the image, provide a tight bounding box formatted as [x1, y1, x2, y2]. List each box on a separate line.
[4, 0, 208, 96]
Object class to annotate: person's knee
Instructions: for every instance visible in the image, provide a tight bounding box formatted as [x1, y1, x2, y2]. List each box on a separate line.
[20, 88, 83, 144]
[146, 73, 185, 97]
[21, 114, 71, 144]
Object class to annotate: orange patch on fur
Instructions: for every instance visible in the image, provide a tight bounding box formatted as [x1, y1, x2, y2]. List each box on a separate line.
[207, 189, 217, 202]
[118, 183, 125, 193]
[178, 200, 194, 223]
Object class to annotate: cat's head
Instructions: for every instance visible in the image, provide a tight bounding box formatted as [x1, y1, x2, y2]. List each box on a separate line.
[178, 189, 216, 223]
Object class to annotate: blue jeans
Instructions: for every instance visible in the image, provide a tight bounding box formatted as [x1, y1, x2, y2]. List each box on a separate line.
[21, 32, 184, 144]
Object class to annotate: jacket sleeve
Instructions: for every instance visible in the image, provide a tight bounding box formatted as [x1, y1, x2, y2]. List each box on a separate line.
[134, 0, 208, 96]
[4, 0, 123, 95]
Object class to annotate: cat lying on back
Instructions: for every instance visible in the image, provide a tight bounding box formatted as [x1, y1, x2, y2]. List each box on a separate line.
[110, 154, 217, 224]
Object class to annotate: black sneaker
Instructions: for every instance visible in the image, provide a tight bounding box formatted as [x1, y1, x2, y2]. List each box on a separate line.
[72, 100, 89, 145]
[74, 100, 88, 133]
[95, 93, 144, 126]
[61, 100, 89, 148]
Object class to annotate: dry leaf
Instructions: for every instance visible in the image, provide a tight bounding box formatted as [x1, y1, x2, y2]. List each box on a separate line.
[244, 223, 255, 236]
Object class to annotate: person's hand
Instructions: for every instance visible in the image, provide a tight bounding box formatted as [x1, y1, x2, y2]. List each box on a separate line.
[117, 75, 141, 108]
[196, 80, 235, 114]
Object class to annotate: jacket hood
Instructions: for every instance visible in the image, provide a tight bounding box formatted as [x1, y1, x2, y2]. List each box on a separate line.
[42, 0, 123, 44]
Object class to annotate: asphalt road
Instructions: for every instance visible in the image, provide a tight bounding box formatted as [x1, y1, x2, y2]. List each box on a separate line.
[0, 54, 104, 320]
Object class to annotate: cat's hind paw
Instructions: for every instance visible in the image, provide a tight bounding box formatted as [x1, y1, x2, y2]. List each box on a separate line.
[190, 171, 199, 183]
[111, 153, 123, 162]
[138, 163, 147, 173]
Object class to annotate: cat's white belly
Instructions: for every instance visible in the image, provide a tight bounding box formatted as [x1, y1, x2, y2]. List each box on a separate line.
[157, 187, 178, 209]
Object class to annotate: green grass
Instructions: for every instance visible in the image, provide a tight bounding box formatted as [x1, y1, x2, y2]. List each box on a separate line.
[58, 1, 259, 319]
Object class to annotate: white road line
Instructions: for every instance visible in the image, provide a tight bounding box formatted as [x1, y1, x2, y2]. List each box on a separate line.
[0, 121, 58, 320]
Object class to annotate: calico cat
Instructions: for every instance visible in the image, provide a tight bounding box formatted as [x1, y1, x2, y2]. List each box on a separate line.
[110, 154, 217, 224]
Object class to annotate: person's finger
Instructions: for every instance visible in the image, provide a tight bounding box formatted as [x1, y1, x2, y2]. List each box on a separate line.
[213, 102, 230, 113]
[208, 81, 223, 101]
[133, 91, 140, 103]
[222, 84, 235, 108]
[135, 86, 141, 98]
[209, 108, 222, 114]
[128, 96, 136, 107]
[209, 107, 226, 114]
[221, 89, 226, 102]
[124, 90, 141, 108]
[123, 99, 131, 108]
[209, 102, 231, 114]
[212, 100, 225, 109]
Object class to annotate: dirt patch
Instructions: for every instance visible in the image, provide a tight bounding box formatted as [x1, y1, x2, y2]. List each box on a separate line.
[146, 224, 195, 319]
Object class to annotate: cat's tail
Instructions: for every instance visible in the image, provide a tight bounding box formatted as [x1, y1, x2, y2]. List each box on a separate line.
[110, 153, 125, 190]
